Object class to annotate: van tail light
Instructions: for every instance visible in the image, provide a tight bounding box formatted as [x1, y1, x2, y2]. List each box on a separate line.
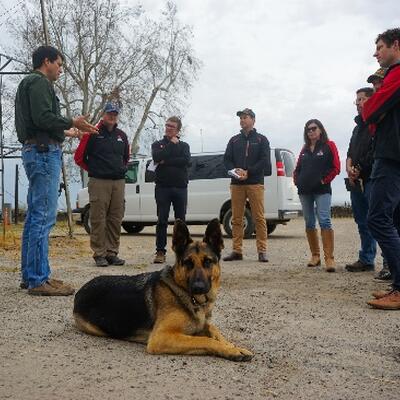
[276, 161, 285, 176]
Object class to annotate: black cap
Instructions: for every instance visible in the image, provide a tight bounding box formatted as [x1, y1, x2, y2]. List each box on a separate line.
[236, 108, 255, 118]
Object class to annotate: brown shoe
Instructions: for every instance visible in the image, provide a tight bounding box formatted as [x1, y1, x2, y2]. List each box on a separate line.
[367, 290, 400, 309]
[258, 253, 269, 262]
[28, 281, 75, 296]
[153, 251, 166, 264]
[223, 252, 243, 261]
[49, 278, 74, 292]
[371, 290, 391, 299]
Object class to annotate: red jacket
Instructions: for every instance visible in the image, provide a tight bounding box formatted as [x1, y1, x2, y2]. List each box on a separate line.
[362, 62, 400, 162]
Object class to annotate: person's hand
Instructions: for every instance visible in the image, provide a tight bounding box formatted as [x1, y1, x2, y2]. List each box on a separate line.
[72, 115, 98, 134]
[235, 168, 248, 180]
[64, 127, 84, 139]
[170, 136, 179, 144]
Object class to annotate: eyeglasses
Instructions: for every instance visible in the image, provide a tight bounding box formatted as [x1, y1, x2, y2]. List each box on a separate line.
[307, 126, 318, 132]
[165, 123, 177, 129]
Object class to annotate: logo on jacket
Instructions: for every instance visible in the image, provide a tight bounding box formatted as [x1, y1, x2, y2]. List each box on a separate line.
[316, 150, 324, 156]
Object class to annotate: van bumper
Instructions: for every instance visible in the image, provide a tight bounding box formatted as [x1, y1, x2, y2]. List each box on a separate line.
[278, 210, 300, 220]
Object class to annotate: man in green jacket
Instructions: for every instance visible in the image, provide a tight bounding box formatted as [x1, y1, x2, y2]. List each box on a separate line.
[15, 46, 97, 296]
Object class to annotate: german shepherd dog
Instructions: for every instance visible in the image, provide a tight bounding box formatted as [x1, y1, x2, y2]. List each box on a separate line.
[73, 219, 253, 361]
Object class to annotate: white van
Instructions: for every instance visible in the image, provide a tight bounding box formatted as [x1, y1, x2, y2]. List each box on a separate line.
[75, 148, 301, 237]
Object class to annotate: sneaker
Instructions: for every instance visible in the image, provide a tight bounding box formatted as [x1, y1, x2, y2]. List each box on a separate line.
[223, 252, 243, 261]
[106, 255, 125, 265]
[153, 251, 166, 264]
[258, 253, 269, 262]
[374, 268, 392, 281]
[94, 256, 109, 267]
[345, 260, 374, 272]
[367, 290, 400, 309]
[28, 281, 75, 296]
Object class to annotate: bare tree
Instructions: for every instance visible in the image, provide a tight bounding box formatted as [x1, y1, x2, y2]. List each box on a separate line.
[7, 0, 200, 158]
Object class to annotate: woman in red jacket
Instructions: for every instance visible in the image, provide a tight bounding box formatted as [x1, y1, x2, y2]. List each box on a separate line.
[294, 119, 341, 272]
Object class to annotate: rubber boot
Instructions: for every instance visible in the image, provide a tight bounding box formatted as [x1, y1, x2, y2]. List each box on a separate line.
[306, 229, 321, 267]
[321, 229, 335, 272]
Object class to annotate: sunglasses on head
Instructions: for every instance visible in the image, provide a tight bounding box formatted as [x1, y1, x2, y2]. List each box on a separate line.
[307, 126, 318, 132]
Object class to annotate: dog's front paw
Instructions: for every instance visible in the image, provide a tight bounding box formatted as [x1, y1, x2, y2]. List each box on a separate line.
[226, 346, 254, 362]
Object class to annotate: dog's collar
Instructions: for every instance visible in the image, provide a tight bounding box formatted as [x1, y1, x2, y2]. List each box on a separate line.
[160, 266, 209, 316]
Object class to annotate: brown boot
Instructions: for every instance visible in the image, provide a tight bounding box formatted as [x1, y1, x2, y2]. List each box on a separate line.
[153, 250, 166, 264]
[367, 290, 400, 309]
[306, 229, 321, 267]
[321, 229, 335, 272]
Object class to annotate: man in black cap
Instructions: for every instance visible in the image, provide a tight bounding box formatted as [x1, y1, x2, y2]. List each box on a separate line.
[75, 101, 130, 267]
[223, 108, 271, 262]
[367, 67, 387, 92]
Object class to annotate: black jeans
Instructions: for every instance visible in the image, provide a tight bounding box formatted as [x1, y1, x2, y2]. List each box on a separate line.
[155, 186, 187, 252]
[368, 159, 400, 290]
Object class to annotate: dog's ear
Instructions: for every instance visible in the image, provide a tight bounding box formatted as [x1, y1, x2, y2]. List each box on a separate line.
[203, 218, 224, 259]
[172, 219, 193, 260]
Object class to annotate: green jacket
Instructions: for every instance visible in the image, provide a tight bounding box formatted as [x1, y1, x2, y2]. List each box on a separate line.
[15, 70, 72, 144]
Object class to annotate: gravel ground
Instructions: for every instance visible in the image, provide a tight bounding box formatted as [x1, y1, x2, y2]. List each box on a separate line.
[0, 218, 399, 400]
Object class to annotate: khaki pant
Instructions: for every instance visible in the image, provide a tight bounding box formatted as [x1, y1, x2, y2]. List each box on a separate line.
[231, 184, 267, 254]
[88, 177, 125, 257]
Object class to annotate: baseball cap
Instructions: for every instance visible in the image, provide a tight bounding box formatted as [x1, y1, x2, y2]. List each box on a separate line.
[236, 108, 255, 118]
[103, 102, 120, 114]
[367, 67, 387, 83]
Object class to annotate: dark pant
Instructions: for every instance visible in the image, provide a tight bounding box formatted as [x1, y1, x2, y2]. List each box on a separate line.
[155, 186, 187, 252]
[368, 160, 400, 290]
[351, 180, 377, 265]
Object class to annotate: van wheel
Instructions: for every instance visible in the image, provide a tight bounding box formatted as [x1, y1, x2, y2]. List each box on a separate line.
[83, 208, 91, 234]
[267, 223, 277, 235]
[122, 222, 145, 234]
[222, 208, 255, 239]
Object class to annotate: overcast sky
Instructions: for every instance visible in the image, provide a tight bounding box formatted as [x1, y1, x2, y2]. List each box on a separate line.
[1, 0, 400, 206]
[132, 0, 399, 203]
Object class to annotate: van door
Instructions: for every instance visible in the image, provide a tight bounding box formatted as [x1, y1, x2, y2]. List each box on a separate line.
[275, 149, 301, 215]
[139, 159, 158, 222]
[123, 161, 141, 222]
[186, 154, 231, 220]
[264, 149, 279, 220]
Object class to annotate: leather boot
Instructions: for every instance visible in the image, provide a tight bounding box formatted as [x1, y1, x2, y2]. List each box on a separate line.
[321, 229, 335, 272]
[305, 229, 321, 267]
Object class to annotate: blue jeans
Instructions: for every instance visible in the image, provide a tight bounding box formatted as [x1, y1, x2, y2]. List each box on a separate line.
[299, 193, 332, 230]
[350, 180, 377, 265]
[368, 159, 400, 290]
[21, 144, 62, 289]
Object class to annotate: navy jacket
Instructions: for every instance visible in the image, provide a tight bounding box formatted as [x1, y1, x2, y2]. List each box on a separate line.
[75, 121, 129, 180]
[294, 140, 340, 195]
[223, 129, 271, 185]
[152, 136, 191, 188]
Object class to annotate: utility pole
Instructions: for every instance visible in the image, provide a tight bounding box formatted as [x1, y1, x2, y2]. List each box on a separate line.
[40, 0, 74, 238]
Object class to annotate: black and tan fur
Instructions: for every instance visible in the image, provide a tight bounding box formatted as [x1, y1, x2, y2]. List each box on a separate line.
[73, 219, 253, 361]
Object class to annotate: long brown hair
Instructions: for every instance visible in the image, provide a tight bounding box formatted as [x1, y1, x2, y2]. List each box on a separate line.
[303, 119, 329, 147]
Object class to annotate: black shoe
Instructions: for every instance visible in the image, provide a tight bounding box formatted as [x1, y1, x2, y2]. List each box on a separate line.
[94, 256, 109, 267]
[374, 268, 392, 281]
[345, 260, 374, 272]
[223, 252, 243, 261]
[106, 255, 125, 266]
[258, 253, 269, 262]
[20, 281, 28, 289]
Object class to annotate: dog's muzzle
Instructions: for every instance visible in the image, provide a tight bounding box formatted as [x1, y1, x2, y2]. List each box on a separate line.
[189, 272, 211, 295]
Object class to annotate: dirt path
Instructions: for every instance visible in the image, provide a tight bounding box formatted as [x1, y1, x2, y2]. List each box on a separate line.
[0, 219, 399, 400]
